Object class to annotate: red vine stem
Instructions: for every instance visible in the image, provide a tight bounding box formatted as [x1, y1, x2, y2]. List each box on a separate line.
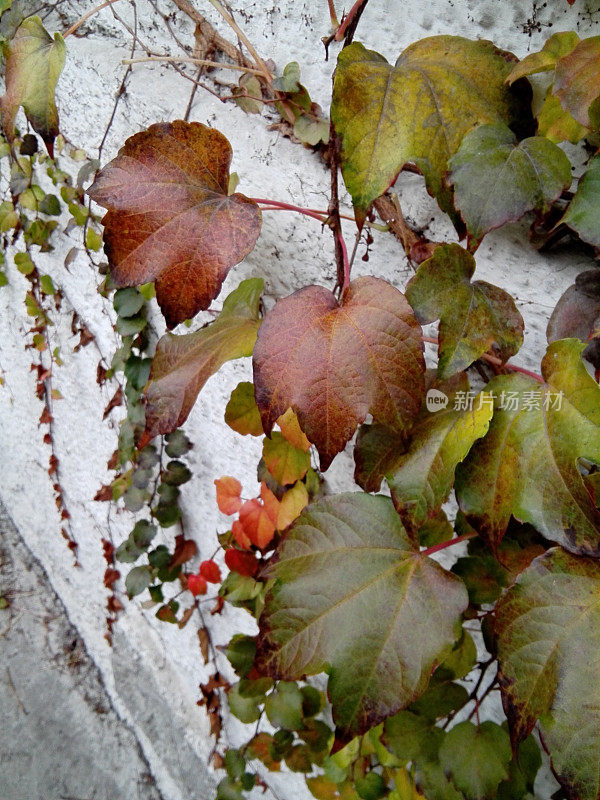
[252, 197, 356, 223]
[327, 0, 341, 28]
[421, 532, 476, 557]
[421, 335, 544, 383]
[338, 232, 351, 293]
[334, 0, 368, 41]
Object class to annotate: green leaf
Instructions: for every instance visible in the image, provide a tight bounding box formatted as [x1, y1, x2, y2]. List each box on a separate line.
[114, 287, 145, 318]
[415, 762, 464, 800]
[384, 710, 441, 763]
[275, 61, 301, 93]
[86, 227, 103, 251]
[164, 429, 192, 457]
[225, 634, 257, 677]
[497, 731, 541, 800]
[406, 245, 524, 378]
[353, 423, 407, 493]
[331, 38, 533, 225]
[0, 16, 65, 154]
[561, 154, 600, 246]
[228, 678, 272, 724]
[225, 381, 264, 436]
[439, 721, 511, 800]
[262, 432, 310, 485]
[435, 630, 477, 681]
[256, 493, 468, 739]
[38, 193, 60, 215]
[125, 565, 152, 597]
[455, 339, 600, 554]
[225, 749, 246, 781]
[355, 773, 387, 800]
[409, 681, 468, 721]
[448, 123, 571, 248]
[265, 682, 304, 730]
[140, 278, 262, 446]
[387, 389, 493, 535]
[418, 509, 454, 548]
[216, 777, 244, 800]
[496, 547, 600, 800]
[294, 114, 330, 146]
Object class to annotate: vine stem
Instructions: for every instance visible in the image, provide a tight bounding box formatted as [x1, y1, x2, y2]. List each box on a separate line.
[334, 0, 370, 41]
[420, 532, 476, 557]
[205, 0, 273, 84]
[252, 197, 357, 223]
[63, 0, 121, 38]
[121, 55, 265, 76]
[327, 0, 341, 28]
[338, 232, 351, 293]
[421, 335, 544, 383]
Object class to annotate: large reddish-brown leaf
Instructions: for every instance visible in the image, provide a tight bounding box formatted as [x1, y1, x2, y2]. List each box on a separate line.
[253, 276, 425, 470]
[88, 121, 261, 328]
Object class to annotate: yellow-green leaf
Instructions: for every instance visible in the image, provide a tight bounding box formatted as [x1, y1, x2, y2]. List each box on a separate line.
[331, 37, 533, 225]
[1, 16, 65, 154]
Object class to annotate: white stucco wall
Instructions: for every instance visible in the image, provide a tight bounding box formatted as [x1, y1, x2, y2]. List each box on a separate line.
[1, 1, 598, 798]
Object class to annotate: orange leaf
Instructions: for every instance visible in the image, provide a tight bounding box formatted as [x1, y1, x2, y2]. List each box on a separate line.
[253, 277, 425, 470]
[261, 482, 280, 525]
[215, 476, 243, 515]
[88, 121, 262, 328]
[238, 498, 276, 550]
[232, 518, 252, 550]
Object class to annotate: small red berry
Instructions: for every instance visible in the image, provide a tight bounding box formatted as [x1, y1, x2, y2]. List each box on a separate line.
[187, 573, 207, 596]
[224, 548, 258, 578]
[199, 559, 222, 583]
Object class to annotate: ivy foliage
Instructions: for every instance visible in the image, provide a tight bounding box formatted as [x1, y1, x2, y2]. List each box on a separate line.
[4, 7, 600, 800]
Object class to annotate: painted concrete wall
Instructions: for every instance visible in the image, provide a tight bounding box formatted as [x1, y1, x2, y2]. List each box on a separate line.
[0, 1, 598, 798]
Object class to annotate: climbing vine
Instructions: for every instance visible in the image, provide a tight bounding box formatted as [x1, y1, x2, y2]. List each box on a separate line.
[1, 2, 600, 800]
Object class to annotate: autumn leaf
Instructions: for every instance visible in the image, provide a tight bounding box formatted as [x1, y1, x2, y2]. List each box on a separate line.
[353, 423, 408, 493]
[215, 476, 243, 515]
[262, 432, 310, 486]
[387, 391, 493, 536]
[276, 408, 311, 452]
[234, 483, 279, 550]
[406, 244, 524, 378]
[276, 482, 309, 530]
[554, 36, 600, 128]
[88, 121, 261, 327]
[496, 548, 600, 800]
[560, 154, 600, 247]
[225, 381, 264, 436]
[455, 339, 600, 555]
[0, 16, 66, 155]
[256, 493, 468, 740]
[140, 278, 262, 447]
[537, 88, 589, 144]
[506, 31, 580, 84]
[547, 270, 600, 369]
[448, 123, 571, 248]
[253, 276, 425, 470]
[331, 37, 533, 225]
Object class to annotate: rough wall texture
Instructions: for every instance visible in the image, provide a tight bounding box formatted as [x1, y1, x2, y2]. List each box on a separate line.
[0, 1, 598, 798]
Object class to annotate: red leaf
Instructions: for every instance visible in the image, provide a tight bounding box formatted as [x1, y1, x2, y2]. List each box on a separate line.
[225, 548, 258, 577]
[253, 276, 425, 469]
[200, 559, 222, 583]
[103, 386, 123, 419]
[170, 534, 198, 567]
[187, 573, 208, 596]
[238, 498, 276, 550]
[88, 121, 262, 328]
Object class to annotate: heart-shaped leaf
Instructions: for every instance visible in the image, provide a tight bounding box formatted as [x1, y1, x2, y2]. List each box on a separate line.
[387, 391, 493, 536]
[405, 244, 524, 378]
[448, 123, 571, 248]
[88, 121, 261, 327]
[255, 493, 468, 740]
[496, 547, 600, 800]
[439, 721, 511, 800]
[547, 270, 600, 369]
[140, 278, 262, 446]
[554, 36, 600, 128]
[561, 154, 600, 247]
[331, 37, 533, 225]
[0, 16, 66, 155]
[253, 276, 425, 470]
[455, 339, 600, 554]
